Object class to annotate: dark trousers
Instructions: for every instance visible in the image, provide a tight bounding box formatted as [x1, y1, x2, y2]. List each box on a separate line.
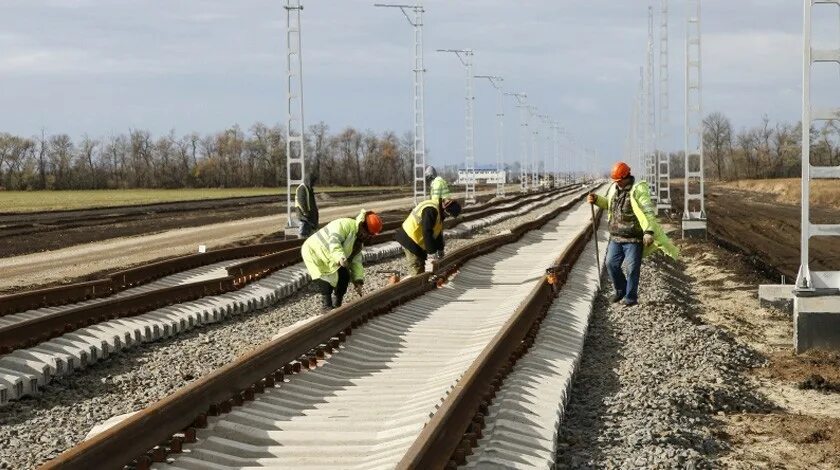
[299, 221, 317, 238]
[312, 267, 350, 308]
[606, 240, 643, 303]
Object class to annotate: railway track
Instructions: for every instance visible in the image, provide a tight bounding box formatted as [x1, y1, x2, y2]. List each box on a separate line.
[39, 186, 603, 470]
[0, 186, 584, 405]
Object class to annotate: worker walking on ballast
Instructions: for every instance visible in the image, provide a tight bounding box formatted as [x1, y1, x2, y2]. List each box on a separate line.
[395, 197, 462, 275]
[302, 209, 383, 310]
[587, 162, 678, 307]
[425, 166, 451, 202]
[295, 173, 319, 238]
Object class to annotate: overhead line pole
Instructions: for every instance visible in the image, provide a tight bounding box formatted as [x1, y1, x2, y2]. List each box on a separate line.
[658, 0, 672, 212]
[505, 91, 528, 192]
[284, 0, 306, 236]
[375, 1, 427, 204]
[476, 75, 506, 196]
[438, 48, 477, 204]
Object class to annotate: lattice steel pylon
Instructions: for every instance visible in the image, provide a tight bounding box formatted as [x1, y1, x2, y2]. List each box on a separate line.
[552, 123, 562, 188]
[506, 92, 528, 192]
[476, 75, 505, 196]
[528, 106, 540, 189]
[646, 6, 658, 201]
[538, 114, 554, 188]
[798, 0, 840, 291]
[285, 0, 306, 233]
[682, 0, 707, 237]
[375, 2, 427, 204]
[438, 49, 476, 204]
[636, 70, 647, 179]
[657, 0, 672, 212]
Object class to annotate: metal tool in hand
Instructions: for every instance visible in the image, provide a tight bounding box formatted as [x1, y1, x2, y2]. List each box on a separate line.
[590, 201, 602, 281]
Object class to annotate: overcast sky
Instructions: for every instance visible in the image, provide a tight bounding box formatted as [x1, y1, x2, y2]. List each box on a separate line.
[0, 0, 811, 171]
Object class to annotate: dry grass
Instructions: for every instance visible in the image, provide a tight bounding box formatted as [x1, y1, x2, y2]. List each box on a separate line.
[718, 178, 840, 207]
[0, 186, 402, 213]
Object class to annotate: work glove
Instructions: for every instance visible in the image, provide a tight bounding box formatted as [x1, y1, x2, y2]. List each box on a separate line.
[643, 233, 654, 247]
[339, 257, 349, 268]
[437, 249, 445, 259]
[587, 193, 597, 204]
[353, 281, 364, 297]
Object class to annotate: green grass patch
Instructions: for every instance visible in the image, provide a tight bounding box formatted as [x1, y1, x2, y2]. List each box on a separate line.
[0, 186, 404, 213]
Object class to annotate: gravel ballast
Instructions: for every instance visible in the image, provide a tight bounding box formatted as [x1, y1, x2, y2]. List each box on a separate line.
[556, 255, 769, 469]
[0, 191, 582, 469]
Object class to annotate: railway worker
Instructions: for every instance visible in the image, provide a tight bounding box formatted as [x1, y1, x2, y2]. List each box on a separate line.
[295, 172, 319, 238]
[587, 161, 678, 307]
[395, 197, 462, 275]
[302, 209, 384, 310]
[425, 166, 451, 202]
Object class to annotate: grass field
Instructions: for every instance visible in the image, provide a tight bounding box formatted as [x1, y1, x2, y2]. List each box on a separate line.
[0, 186, 404, 213]
[717, 178, 840, 207]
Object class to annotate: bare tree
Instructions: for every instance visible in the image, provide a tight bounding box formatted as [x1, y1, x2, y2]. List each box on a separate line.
[703, 112, 733, 180]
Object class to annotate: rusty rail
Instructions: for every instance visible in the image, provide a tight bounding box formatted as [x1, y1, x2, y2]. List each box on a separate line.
[0, 187, 579, 355]
[39, 187, 593, 470]
[397, 207, 603, 469]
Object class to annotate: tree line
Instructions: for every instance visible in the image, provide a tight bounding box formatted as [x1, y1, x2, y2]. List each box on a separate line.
[0, 123, 421, 190]
[696, 112, 837, 181]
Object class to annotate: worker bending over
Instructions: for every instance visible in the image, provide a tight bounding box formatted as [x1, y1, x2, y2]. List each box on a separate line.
[295, 173, 319, 238]
[587, 162, 678, 307]
[425, 166, 451, 202]
[395, 197, 462, 275]
[302, 209, 383, 310]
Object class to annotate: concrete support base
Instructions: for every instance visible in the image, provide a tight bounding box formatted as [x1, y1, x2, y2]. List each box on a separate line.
[758, 284, 794, 309]
[794, 295, 840, 353]
[681, 219, 707, 239]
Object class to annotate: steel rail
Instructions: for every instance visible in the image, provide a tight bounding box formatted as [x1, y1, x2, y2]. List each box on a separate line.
[398, 206, 603, 469]
[0, 187, 578, 354]
[38, 189, 591, 470]
[0, 188, 557, 317]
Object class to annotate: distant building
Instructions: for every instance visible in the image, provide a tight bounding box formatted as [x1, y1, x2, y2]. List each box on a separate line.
[456, 165, 506, 185]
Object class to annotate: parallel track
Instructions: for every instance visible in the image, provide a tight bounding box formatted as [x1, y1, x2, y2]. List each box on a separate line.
[38, 187, 599, 469]
[0, 187, 584, 405]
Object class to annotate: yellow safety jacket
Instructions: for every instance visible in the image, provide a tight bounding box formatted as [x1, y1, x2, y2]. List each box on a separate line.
[594, 181, 679, 259]
[430, 176, 451, 201]
[301, 209, 366, 287]
[401, 199, 443, 250]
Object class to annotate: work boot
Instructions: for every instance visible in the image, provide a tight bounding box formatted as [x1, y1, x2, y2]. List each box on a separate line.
[610, 293, 625, 303]
[623, 300, 638, 307]
[321, 294, 333, 311]
[333, 294, 343, 308]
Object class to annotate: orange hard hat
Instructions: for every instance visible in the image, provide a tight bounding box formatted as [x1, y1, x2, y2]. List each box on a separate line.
[611, 162, 631, 182]
[364, 212, 383, 235]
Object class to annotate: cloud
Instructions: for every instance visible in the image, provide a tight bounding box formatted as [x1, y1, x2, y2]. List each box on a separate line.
[0, 0, 811, 167]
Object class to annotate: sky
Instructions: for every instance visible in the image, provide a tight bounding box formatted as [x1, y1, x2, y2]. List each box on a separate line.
[0, 0, 813, 172]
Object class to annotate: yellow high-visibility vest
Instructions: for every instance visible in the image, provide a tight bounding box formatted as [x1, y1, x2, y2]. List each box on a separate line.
[430, 177, 450, 201]
[401, 199, 443, 249]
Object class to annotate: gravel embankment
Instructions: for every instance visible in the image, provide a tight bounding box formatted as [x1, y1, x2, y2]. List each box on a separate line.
[556, 255, 770, 469]
[0, 193, 579, 469]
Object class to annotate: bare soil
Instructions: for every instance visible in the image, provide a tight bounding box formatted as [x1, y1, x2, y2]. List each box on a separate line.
[672, 183, 840, 278]
[719, 178, 840, 208]
[679, 239, 840, 469]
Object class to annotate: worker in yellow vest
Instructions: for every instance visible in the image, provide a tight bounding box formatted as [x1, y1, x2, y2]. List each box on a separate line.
[425, 166, 451, 202]
[395, 198, 462, 275]
[302, 209, 383, 310]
